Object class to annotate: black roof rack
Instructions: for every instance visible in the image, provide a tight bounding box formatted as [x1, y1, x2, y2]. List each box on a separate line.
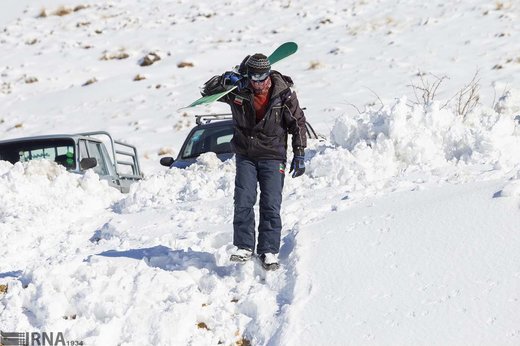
[195, 113, 232, 125]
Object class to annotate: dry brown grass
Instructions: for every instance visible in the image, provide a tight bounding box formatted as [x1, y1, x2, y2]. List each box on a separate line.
[76, 21, 91, 28]
[37, 8, 48, 18]
[0, 284, 8, 294]
[73, 4, 89, 12]
[25, 76, 39, 84]
[82, 78, 98, 86]
[455, 71, 480, 119]
[100, 51, 130, 61]
[157, 147, 174, 155]
[133, 74, 146, 81]
[38, 4, 88, 18]
[308, 60, 324, 70]
[25, 38, 38, 45]
[54, 6, 73, 17]
[236, 337, 251, 346]
[196, 322, 209, 330]
[177, 61, 194, 68]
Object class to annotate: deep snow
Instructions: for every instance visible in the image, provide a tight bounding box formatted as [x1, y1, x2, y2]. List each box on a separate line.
[1, 0, 520, 345]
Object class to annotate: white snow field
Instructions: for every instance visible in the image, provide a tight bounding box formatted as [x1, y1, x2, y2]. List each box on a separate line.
[1, 0, 519, 345]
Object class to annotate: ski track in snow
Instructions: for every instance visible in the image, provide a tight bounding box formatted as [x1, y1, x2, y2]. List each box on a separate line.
[0, 156, 311, 345]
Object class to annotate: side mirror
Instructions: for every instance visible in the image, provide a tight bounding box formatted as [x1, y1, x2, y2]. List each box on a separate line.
[160, 157, 174, 167]
[80, 157, 98, 170]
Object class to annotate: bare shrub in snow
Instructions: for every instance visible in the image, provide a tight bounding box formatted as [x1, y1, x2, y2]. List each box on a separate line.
[455, 71, 480, 119]
[408, 71, 481, 118]
[407, 72, 449, 109]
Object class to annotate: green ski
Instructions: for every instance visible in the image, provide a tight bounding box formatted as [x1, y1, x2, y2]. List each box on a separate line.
[182, 42, 298, 109]
[268, 41, 297, 65]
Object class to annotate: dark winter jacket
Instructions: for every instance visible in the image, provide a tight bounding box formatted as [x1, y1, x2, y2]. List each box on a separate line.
[201, 71, 306, 161]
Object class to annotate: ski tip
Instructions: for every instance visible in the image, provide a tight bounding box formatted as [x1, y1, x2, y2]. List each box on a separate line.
[286, 41, 298, 49]
[268, 42, 299, 65]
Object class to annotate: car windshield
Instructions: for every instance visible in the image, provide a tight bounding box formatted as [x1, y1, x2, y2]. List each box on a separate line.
[0, 138, 76, 169]
[182, 125, 233, 159]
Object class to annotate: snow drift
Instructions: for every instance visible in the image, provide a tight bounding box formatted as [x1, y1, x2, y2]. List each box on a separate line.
[307, 92, 520, 190]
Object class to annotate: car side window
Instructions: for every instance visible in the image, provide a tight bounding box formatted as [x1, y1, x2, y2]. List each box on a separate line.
[183, 129, 205, 158]
[86, 141, 109, 176]
[181, 126, 234, 159]
[79, 140, 89, 160]
[212, 129, 233, 153]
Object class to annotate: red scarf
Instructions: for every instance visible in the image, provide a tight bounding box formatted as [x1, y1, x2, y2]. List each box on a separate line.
[251, 78, 272, 123]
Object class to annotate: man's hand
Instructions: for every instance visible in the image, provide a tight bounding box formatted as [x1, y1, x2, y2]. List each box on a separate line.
[289, 154, 305, 178]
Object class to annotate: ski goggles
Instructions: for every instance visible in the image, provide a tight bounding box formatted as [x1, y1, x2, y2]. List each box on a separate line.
[249, 71, 270, 82]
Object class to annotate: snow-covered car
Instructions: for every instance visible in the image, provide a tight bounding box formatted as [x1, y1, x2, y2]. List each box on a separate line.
[160, 114, 321, 169]
[0, 131, 143, 193]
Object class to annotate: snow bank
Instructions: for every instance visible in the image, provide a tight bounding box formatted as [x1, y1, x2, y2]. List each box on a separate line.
[114, 153, 235, 213]
[307, 94, 520, 188]
[0, 160, 121, 284]
[0, 160, 120, 222]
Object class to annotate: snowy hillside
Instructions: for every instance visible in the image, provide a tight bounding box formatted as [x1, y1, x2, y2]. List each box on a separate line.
[1, 0, 520, 345]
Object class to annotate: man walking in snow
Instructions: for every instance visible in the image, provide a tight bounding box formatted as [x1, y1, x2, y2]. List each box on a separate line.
[201, 53, 307, 270]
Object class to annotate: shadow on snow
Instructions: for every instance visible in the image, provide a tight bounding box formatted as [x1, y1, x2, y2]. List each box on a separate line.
[86, 245, 234, 277]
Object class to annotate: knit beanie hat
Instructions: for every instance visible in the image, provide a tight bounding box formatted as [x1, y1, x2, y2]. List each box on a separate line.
[246, 53, 271, 75]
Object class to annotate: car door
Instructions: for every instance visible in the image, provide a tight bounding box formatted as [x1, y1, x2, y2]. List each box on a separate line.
[83, 140, 123, 190]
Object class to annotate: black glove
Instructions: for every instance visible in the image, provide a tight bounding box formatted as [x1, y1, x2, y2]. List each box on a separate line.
[289, 147, 305, 178]
[237, 55, 250, 76]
